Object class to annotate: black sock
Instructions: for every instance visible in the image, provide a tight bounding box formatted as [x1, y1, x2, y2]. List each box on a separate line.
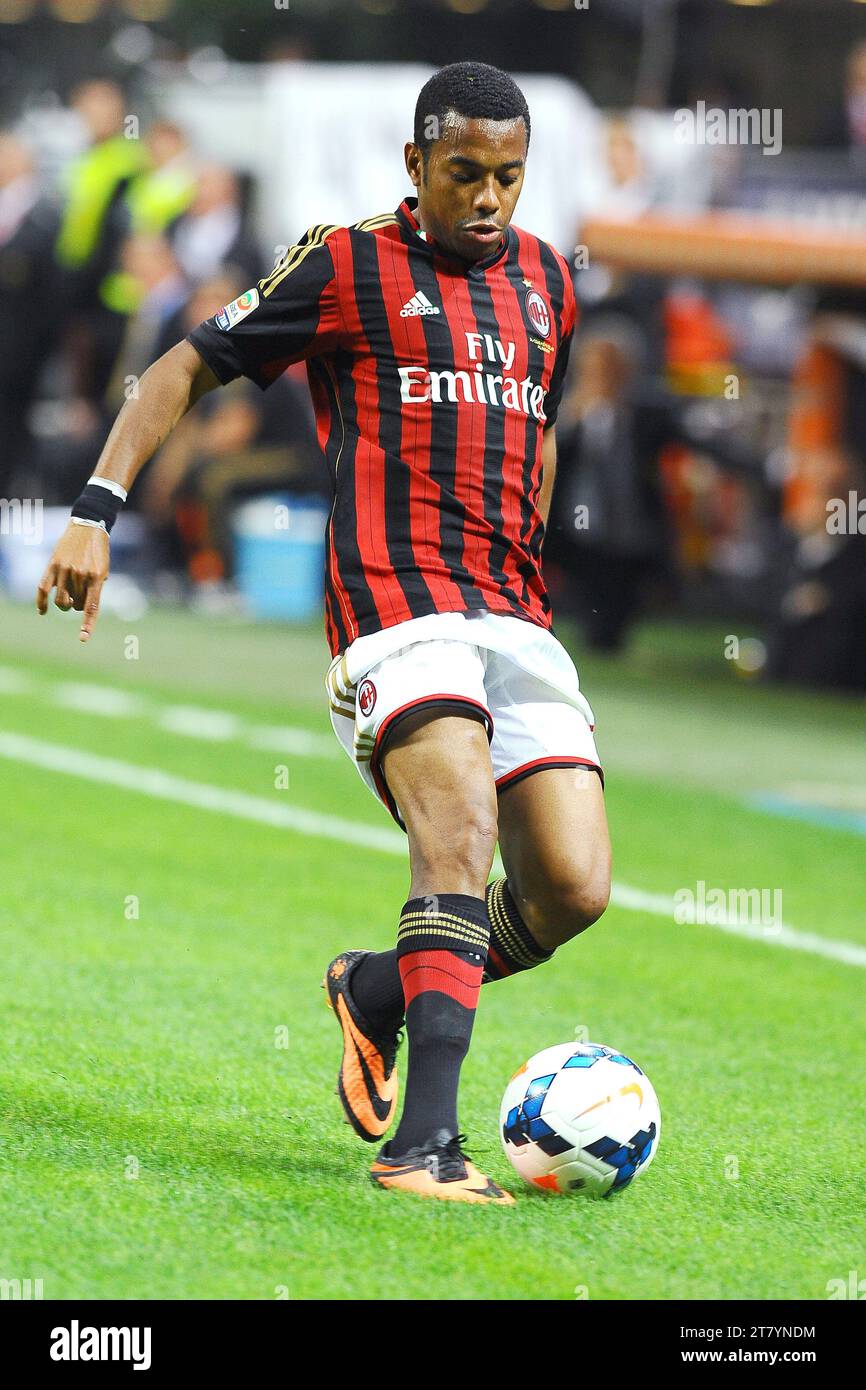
[351, 878, 553, 1026]
[388, 894, 489, 1154]
[350, 951, 405, 1031]
[484, 877, 553, 981]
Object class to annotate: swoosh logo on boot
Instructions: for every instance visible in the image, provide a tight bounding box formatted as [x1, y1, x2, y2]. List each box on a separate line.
[337, 996, 395, 1121]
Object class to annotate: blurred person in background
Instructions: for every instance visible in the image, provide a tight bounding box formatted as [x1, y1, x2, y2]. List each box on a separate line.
[599, 114, 656, 219]
[820, 38, 866, 154]
[54, 78, 145, 405]
[103, 233, 188, 414]
[768, 444, 866, 693]
[0, 131, 58, 495]
[127, 120, 197, 236]
[168, 164, 262, 287]
[770, 282, 866, 691]
[807, 299, 866, 481]
[549, 324, 760, 652]
[39, 233, 188, 501]
[577, 113, 666, 372]
[547, 327, 672, 652]
[137, 273, 321, 595]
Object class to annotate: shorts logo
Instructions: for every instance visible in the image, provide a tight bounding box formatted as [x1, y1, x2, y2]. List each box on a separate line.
[217, 287, 260, 330]
[358, 679, 377, 716]
[525, 289, 551, 340]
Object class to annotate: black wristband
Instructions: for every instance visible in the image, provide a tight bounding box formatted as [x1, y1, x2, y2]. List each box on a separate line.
[71, 480, 125, 534]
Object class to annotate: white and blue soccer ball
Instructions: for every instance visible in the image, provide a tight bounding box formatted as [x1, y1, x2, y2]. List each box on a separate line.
[499, 1042, 661, 1197]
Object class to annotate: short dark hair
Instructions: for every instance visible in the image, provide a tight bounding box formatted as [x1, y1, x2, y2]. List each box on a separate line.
[413, 61, 530, 160]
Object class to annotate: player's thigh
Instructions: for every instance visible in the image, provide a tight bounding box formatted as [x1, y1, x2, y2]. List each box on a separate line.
[382, 710, 499, 897]
[498, 765, 611, 948]
[367, 638, 499, 895]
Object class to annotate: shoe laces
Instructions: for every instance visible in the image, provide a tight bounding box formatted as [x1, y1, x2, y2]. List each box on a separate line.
[379, 1025, 404, 1074]
[430, 1132, 471, 1181]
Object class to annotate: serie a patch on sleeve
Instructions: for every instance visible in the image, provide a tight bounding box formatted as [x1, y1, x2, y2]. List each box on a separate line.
[215, 288, 260, 331]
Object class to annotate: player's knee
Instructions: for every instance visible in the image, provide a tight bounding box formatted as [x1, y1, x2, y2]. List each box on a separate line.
[408, 805, 499, 891]
[531, 870, 611, 946]
[565, 874, 611, 936]
[437, 809, 498, 870]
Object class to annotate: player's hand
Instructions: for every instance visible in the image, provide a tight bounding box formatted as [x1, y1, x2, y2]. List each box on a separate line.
[36, 522, 110, 643]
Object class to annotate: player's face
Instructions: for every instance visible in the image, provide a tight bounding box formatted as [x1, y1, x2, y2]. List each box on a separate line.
[406, 115, 527, 263]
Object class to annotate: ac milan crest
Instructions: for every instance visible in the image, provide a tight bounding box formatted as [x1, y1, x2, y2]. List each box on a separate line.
[358, 679, 377, 716]
[525, 289, 551, 339]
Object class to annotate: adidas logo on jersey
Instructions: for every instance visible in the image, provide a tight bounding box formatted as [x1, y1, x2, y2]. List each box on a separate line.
[400, 291, 440, 317]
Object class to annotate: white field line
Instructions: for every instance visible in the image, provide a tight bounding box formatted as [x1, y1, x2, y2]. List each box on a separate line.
[1, 728, 865, 972]
[608, 883, 866, 969]
[0, 729, 398, 854]
[0, 667, 31, 695]
[55, 682, 146, 718]
[157, 705, 243, 741]
[245, 724, 336, 757]
[0, 666, 338, 759]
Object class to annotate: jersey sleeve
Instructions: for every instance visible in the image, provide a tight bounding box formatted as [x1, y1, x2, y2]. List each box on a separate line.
[543, 266, 577, 429]
[187, 225, 343, 390]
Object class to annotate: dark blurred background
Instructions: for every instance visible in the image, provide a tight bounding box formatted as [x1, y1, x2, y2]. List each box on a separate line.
[1, 0, 865, 690]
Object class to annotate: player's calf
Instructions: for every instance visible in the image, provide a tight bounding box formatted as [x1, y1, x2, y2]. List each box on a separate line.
[387, 891, 490, 1152]
[491, 764, 612, 965]
[380, 712, 498, 1153]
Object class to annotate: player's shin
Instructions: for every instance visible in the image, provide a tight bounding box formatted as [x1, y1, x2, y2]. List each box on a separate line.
[389, 894, 489, 1153]
[350, 875, 554, 1026]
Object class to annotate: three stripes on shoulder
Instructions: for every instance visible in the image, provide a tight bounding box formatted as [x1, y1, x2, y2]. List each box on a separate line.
[259, 215, 413, 301]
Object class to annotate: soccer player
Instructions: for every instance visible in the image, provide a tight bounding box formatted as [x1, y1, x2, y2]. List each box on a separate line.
[36, 62, 611, 1205]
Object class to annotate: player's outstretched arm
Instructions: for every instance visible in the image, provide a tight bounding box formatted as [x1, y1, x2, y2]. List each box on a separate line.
[36, 341, 220, 643]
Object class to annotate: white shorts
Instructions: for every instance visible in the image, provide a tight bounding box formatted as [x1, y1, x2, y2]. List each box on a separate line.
[326, 610, 602, 830]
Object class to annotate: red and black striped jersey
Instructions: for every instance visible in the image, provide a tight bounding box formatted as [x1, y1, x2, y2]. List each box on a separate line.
[188, 196, 576, 658]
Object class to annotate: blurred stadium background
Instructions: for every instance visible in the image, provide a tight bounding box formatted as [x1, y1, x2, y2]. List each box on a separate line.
[1, 0, 865, 1301]
[1, 0, 866, 683]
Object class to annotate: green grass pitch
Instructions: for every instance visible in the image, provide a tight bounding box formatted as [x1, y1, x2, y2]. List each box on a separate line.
[0, 596, 864, 1300]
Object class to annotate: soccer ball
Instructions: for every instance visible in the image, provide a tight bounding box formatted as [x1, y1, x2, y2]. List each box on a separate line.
[499, 1042, 661, 1197]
